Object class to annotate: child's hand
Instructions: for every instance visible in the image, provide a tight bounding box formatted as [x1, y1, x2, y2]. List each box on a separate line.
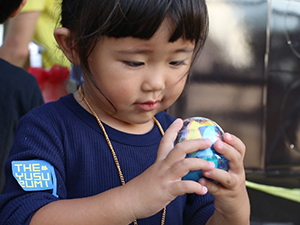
[200, 133, 250, 225]
[123, 118, 215, 220]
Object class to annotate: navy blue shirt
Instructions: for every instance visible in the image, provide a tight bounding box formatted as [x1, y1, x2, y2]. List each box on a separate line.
[0, 94, 214, 224]
[0, 58, 44, 194]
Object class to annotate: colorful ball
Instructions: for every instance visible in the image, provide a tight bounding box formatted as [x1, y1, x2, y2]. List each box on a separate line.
[175, 117, 229, 181]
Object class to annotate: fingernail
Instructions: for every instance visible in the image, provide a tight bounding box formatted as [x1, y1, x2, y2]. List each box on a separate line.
[199, 178, 206, 186]
[203, 171, 211, 176]
[204, 139, 211, 145]
[173, 118, 180, 124]
[226, 132, 232, 140]
[209, 161, 215, 168]
[203, 186, 208, 193]
[215, 139, 224, 148]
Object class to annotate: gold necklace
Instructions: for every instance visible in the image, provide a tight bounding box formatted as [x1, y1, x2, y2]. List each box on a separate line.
[78, 87, 166, 225]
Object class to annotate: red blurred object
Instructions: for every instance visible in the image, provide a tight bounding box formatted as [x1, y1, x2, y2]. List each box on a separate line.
[28, 65, 70, 103]
[48, 65, 70, 84]
[28, 67, 48, 90]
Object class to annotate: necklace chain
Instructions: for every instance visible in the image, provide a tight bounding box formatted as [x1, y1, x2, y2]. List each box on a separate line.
[79, 87, 166, 225]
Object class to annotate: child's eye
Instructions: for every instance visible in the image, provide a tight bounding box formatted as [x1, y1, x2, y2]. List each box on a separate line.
[169, 61, 187, 66]
[124, 61, 144, 67]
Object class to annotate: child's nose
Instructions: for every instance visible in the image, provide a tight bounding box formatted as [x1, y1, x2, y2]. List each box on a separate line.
[141, 68, 166, 92]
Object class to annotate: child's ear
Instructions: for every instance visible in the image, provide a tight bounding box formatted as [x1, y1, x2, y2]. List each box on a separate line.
[54, 27, 80, 65]
[9, 0, 27, 18]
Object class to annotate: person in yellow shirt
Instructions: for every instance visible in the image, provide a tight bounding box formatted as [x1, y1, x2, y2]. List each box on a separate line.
[0, 0, 71, 70]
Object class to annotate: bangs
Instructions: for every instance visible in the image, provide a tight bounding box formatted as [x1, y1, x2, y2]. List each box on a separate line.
[102, 0, 208, 43]
[103, 1, 168, 39]
[62, 0, 208, 51]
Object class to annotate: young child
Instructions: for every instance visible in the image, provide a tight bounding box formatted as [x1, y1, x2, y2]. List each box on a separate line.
[0, 0, 250, 224]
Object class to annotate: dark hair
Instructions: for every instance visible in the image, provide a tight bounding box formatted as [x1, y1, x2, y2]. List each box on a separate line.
[60, 0, 209, 87]
[0, 0, 23, 23]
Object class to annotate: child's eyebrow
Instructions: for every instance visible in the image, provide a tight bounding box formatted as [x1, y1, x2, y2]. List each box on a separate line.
[174, 48, 194, 53]
[116, 47, 194, 54]
[116, 49, 153, 54]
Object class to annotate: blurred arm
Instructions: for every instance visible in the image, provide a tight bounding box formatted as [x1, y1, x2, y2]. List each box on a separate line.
[0, 11, 41, 68]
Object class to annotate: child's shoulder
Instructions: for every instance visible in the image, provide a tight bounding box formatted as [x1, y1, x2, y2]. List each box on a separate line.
[22, 94, 78, 124]
[31, 93, 74, 112]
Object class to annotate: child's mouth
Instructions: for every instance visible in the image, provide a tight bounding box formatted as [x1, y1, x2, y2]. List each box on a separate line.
[135, 100, 159, 111]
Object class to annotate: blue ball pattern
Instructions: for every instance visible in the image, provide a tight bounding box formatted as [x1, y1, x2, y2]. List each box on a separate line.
[175, 117, 229, 182]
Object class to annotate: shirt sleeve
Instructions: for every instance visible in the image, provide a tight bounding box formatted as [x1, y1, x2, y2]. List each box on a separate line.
[0, 110, 67, 225]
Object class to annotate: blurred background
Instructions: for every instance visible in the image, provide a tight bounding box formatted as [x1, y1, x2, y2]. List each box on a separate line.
[167, 0, 300, 224]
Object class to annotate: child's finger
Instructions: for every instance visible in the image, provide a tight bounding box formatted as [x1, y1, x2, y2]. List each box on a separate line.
[202, 168, 237, 191]
[223, 133, 246, 159]
[198, 177, 223, 196]
[169, 180, 208, 196]
[164, 138, 212, 166]
[213, 134, 245, 173]
[156, 118, 183, 161]
[214, 139, 242, 165]
[168, 158, 215, 180]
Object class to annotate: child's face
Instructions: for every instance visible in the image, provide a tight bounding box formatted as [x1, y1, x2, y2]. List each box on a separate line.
[84, 19, 195, 129]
